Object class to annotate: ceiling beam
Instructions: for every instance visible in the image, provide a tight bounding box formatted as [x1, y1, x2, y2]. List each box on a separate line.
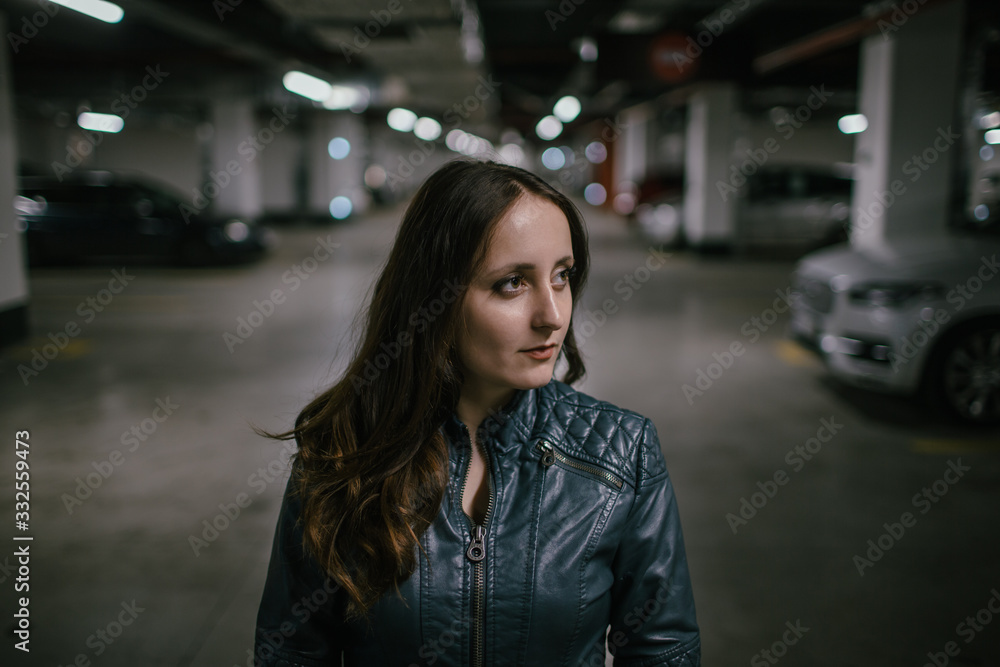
[753, 0, 956, 74]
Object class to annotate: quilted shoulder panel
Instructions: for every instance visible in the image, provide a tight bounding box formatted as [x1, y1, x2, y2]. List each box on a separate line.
[529, 380, 667, 490]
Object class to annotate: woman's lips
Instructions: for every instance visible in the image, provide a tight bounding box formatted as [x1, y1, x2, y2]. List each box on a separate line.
[522, 344, 557, 360]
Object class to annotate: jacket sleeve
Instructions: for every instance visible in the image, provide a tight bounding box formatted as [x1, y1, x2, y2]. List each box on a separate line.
[254, 462, 346, 667]
[607, 417, 700, 666]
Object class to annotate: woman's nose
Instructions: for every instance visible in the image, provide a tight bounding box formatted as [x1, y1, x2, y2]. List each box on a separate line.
[533, 284, 566, 330]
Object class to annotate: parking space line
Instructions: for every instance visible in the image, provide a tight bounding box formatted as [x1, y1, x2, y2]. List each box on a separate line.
[912, 438, 1000, 454]
[773, 339, 822, 368]
[5, 338, 92, 361]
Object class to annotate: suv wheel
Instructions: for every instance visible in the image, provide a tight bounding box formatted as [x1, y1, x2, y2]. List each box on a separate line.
[925, 319, 1000, 424]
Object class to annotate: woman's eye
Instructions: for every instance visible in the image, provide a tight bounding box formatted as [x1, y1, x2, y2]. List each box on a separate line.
[495, 275, 525, 293]
[555, 266, 576, 285]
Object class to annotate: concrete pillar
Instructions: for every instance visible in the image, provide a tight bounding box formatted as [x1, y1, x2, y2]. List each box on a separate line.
[308, 111, 367, 218]
[614, 104, 650, 187]
[0, 12, 30, 347]
[208, 98, 262, 219]
[684, 83, 738, 249]
[850, 0, 965, 251]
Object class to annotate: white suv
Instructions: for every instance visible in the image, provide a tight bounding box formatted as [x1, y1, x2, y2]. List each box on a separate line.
[789, 234, 1000, 423]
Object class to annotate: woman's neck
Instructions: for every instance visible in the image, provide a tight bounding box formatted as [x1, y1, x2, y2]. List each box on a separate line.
[456, 385, 516, 436]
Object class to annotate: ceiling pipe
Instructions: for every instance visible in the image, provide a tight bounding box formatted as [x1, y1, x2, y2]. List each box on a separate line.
[753, 0, 956, 74]
[117, 0, 338, 79]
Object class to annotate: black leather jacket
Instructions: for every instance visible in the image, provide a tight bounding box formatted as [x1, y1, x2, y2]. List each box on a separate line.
[255, 379, 700, 666]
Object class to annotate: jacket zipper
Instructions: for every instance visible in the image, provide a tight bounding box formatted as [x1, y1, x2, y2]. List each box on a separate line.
[535, 439, 624, 490]
[460, 429, 493, 667]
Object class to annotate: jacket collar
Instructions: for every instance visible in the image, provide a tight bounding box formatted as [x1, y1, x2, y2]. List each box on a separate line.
[442, 383, 539, 455]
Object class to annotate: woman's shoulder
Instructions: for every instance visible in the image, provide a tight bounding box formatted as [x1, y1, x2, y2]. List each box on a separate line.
[530, 380, 668, 490]
[535, 378, 652, 430]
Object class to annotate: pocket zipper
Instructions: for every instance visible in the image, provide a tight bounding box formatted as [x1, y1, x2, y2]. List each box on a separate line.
[535, 439, 623, 490]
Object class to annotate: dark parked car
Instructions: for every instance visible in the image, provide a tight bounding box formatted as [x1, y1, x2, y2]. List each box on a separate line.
[16, 170, 273, 266]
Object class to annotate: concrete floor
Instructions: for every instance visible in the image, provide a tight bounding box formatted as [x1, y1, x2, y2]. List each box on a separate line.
[1, 201, 999, 666]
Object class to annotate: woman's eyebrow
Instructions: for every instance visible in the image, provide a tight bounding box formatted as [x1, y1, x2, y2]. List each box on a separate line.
[488, 255, 574, 275]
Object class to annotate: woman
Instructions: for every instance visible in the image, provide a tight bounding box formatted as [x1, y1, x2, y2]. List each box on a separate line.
[254, 159, 700, 666]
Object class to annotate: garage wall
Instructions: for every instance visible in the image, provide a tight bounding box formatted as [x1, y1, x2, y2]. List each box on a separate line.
[0, 12, 29, 346]
[16, 115, 200, 195]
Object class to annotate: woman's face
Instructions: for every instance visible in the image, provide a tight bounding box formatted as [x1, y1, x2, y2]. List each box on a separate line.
[456, 194, 576, 406]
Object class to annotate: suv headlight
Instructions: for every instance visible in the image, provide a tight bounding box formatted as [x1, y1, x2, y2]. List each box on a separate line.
[847, 281, 945, 307]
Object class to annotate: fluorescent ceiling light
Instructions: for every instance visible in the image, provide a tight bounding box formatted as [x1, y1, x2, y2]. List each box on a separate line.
[985, 129, 1000, 145]
[387, 108, 417, 132]
[837, 114, 868, 134]
[51, 0, 123, 24]
[979, 111, 1000, 130]
[77, 112, 123, 133]
[541, 147, 565, 170]
[413, 117, 442, 141]
[535, 115, 563, 141]
[323, 85, 367, 111]
[283, 71, 332, 102]
[576, 37, 598, 62]
[497, 144, 525, 167]
[446, 129, 467, 151]
[328, 137, 351, 160]
[553, 96, 581, 123]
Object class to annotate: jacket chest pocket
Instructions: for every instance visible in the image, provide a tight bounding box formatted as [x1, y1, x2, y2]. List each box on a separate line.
[535, 439, 624, 491]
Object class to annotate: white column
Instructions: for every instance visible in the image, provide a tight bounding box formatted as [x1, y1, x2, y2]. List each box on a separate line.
[851, 0, 965, 252]
[0, 12, 30, 345]
[614, 104, 650, 187]
[308, 111, 367, 218]
[208, 98, 262, 219]
[684, 83, 738, 249]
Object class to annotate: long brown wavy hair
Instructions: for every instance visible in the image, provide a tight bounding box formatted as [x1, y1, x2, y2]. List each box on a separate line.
[261, 158, 590, 620]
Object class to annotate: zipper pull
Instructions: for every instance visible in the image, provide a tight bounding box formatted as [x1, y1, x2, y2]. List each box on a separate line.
[466, 524, 486, 562]
[537, 439, 556, 467]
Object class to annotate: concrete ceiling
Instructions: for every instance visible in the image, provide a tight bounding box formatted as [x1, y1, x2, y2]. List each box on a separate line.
[3, 0, 999, 140]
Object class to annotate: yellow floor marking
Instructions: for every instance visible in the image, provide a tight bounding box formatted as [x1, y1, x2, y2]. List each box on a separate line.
[912, 438, 1000, 454]
[5, 338, 92, 361]
[774, 339, 822, 368]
